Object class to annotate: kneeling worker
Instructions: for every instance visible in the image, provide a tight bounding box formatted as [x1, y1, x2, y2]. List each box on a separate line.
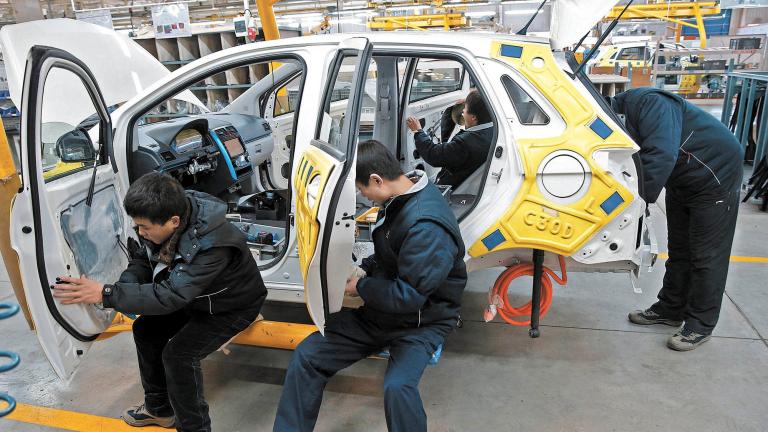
[273, 140, 467, 432]
[53, 172, 267, 430]
[610, 87, 744, 351]
[406, 89, 494, 187]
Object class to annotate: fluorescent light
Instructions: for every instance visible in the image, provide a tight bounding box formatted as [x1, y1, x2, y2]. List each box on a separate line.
[331, 18, 364, 24]
[505, 9, 541, 15]
[501, 0, 548, 4]
[465, 11, 496, 18]
[386, 5, 430, 12]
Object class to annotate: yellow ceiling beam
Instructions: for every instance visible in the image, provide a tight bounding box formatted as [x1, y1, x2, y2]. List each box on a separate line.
[604, 2, 720, 21]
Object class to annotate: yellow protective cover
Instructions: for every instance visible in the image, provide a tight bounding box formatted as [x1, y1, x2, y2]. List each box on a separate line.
[469, 42, 637, 258]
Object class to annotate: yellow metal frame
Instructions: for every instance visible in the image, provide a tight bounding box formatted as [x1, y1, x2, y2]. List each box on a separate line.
[468, 42, 636, 258]
[367, 13, 466, 31]
[99, 313, 316, 350]
[604, 2, 720, 48]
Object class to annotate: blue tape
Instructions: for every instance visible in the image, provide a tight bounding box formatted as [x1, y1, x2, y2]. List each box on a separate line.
[500, 44, 523, 59]
[600, 191, 624, 215]
[590, 117, 613, 140]
[209, 131, 238, 181]
[482, 229, 507, 251]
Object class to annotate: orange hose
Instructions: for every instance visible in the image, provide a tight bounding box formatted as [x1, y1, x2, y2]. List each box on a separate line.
[488, 255, 568, 326]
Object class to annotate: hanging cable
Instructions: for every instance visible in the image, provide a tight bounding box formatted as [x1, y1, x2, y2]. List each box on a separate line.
[0, 302, 21, 417]
[484, 255, 568, 326]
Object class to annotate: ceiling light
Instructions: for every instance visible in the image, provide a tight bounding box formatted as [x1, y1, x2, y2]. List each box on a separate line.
[465, 11, 496, 18]
[505, 9, 541, 15]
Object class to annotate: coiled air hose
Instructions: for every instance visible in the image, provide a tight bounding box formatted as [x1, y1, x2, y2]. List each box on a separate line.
[0, 302, 20, 417]
[485, 255, 568, 326]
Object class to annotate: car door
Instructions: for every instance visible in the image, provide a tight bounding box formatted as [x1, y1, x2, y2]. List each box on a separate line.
[294, 37, 372, 332]
[9, 46, 130, 380]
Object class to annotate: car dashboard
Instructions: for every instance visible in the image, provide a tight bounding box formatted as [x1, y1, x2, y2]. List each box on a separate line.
[132, 113, 274, 196]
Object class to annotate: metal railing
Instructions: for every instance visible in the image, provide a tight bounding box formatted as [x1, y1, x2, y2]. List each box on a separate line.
[721, 71, 768, 176]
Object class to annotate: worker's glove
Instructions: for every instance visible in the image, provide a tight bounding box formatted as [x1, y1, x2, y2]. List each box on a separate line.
[347, 265, 367, 282]
[126, 237, 146, 260]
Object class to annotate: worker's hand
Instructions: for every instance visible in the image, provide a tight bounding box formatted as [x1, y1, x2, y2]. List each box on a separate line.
[345, 277, 360, 297]
[406, 116, 421, 132]
[52, 275, 104, 305]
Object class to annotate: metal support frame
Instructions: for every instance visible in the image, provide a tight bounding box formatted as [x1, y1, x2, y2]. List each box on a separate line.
[723, 71, 768, 177]
[529, 249, 544, 338]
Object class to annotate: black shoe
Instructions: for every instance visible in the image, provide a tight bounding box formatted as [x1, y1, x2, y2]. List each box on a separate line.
[121, 403, 175, 428]
[667, 328, 711, 351]
[628, 308, 683, 327]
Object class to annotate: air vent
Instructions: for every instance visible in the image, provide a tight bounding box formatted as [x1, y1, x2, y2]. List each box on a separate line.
[160, 151, 175, 162]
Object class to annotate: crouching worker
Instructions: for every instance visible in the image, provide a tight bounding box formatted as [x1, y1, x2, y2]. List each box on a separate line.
[53, 172, 267, 431]
[273, 140, 467, 432]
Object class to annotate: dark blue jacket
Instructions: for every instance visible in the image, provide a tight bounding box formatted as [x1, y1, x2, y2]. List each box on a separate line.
[414, 123, 494, 187]
[612, 88, 744, 202]
[356, 173, 467, 330]
[104, 191, 267, 315]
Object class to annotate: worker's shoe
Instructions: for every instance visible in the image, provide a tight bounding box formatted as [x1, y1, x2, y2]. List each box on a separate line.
[667, 328, 711, 351]
[628, 308, 683, 327]
[121, 403, 175, 428]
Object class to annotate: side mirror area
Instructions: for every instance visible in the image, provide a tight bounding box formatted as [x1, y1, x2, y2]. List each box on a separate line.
[55, 128, 96, 163]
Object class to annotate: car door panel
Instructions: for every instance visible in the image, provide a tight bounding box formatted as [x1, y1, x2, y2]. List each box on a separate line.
[10, 45, 126, 379]
[294, 37, 372, 332]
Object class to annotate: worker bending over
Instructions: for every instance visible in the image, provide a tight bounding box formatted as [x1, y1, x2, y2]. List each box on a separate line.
[54, 172, 267, 430]
[273, 140, 467, 431]
[406, 89, 494, 188]
[610, 87, 744, 351]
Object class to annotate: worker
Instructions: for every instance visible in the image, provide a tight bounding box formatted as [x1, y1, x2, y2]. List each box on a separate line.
[53, 172, 267, 431]
[406, 89, 494, 188]
[610, 87, 744, 351]
[272, 140, 467, 432]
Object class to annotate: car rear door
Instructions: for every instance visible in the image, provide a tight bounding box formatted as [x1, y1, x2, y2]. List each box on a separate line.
[293, 37, 373, 333]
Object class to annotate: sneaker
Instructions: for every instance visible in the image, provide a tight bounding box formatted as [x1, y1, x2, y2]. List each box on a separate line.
[628, 308, 683, 327]
[667, 328, 711, 351]
[121, 403, 175, 428]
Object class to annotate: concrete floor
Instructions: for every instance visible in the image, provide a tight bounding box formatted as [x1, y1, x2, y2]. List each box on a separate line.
[1, 199, 767, 431]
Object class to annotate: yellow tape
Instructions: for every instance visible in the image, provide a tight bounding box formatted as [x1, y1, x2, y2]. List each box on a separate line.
[657, 252, 768, 263]
[3, 402, 168, 431]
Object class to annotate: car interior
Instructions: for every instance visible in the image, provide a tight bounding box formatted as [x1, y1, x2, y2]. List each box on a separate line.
[119, 51, 499, 269]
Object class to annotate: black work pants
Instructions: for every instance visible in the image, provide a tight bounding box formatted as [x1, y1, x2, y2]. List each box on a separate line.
[651, 187, 740, 335]
[273, 309, 447, 432]
[133, 307, 260, 432]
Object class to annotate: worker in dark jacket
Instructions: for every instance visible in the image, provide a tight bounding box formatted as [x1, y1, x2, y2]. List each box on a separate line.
[273, 140, 467, 432]
[406, 89, 494, 188]
[611, 87, 744, 351]
[53, 172, 267, 431]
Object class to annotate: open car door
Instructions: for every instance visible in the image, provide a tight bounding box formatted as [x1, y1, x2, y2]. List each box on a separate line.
[10, 46, 130, 380]
[294, 38, 373, 333]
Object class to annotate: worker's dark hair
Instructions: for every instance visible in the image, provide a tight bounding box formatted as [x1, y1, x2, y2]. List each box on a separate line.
[356, 140, 403, 186]
[124, 172, 187, 225]
[465, 89, 491, 124]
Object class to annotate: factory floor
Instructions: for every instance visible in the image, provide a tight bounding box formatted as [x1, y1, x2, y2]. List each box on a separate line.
[1, 194, 766, 432]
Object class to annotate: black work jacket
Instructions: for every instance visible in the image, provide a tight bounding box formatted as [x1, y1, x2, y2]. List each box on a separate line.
[357, 173, 467, 330]
[612, 87, 744, 202]
[414, 123, 494, 187]
[104, 191, 267, 315]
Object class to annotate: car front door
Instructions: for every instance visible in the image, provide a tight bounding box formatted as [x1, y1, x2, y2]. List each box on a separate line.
[10, 46, 130, 380]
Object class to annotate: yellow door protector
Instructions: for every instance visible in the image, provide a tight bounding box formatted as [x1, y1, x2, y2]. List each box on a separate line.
[293, 146, 337, 281]
[470, 42, 636, 257]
